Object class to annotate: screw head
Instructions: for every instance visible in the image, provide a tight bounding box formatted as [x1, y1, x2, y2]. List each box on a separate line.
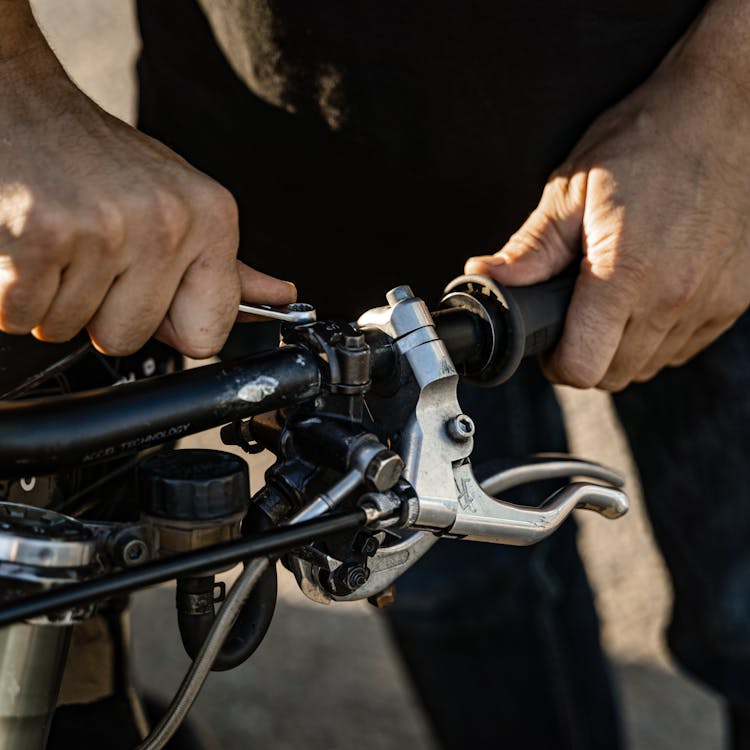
[446, 414, 475, 442]
[121, 538, 149, 567]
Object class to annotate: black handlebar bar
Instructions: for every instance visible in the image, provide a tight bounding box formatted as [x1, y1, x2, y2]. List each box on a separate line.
[0, 347, 322, 476]
[0, 273, 576, 477]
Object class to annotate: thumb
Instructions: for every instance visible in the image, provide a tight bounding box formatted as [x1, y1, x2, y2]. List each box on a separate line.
[465, 171, 587, 285]
[237, 260, 297, 305]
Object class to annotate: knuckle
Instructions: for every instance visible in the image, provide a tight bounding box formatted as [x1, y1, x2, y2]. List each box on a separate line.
[193, 182, 239, 246]
[147, 188, 190, 249]
[91, 200, 126, 254]
[654, 272, 702, 319]
[23, 210, 74, 263]
[201, 183, 237, 223]
[609, 252, 649, 289]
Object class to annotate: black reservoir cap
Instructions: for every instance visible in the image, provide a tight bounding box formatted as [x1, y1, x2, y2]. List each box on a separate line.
[138, 449, 249, 521]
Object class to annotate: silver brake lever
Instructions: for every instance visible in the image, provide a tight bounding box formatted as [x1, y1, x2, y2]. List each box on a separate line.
[238, 302, 317, 324]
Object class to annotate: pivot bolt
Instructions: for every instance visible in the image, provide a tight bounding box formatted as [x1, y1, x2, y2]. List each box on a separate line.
[332, 562, 371, 594]
[447, 414, 475, 442]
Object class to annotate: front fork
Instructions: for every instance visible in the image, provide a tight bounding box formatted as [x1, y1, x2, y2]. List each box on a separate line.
[0, 622, 71, 749]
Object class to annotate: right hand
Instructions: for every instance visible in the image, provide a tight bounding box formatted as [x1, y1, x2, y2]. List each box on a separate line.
[0, 25, 295, 358]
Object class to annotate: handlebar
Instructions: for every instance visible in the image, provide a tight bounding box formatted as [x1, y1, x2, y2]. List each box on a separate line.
[0, 347, 322, 476]
[0, 273, 576, 477]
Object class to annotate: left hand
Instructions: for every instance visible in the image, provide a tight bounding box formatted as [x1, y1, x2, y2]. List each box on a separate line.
[465, 34, 750, 391]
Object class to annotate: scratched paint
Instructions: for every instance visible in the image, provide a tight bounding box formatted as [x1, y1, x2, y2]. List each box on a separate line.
[238, 375, 279, 402]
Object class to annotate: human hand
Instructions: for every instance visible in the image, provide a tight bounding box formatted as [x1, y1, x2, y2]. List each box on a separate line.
[0, 15, 294, 358]
[465, 17, 750, 390]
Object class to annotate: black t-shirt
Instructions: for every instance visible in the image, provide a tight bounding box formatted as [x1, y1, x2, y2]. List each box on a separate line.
[137, 0, 706, 320]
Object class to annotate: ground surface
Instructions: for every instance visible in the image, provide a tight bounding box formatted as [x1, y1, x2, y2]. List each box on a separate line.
[30, 2, 726, 747]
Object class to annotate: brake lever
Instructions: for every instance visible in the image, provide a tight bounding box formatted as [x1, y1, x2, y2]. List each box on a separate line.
[284, 282, 628, 604]
[324, 284, 628, 601]
[238, 302, 317, 324]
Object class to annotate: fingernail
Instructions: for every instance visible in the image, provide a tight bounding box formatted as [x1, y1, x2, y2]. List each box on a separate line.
[467, 255, 505, 268]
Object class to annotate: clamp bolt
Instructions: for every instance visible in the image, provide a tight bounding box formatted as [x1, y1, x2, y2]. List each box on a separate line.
[386, 285, 415, 305]
[365, 450, 404, 491]
[447, 414, 475, 442]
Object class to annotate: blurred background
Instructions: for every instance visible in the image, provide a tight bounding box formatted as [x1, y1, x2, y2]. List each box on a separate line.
[29, 1, 725, 747]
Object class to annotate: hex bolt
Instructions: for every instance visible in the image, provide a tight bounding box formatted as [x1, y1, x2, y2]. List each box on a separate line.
[365, 450, 404, 491]
[447, 414, 476, 442]
[353, 533, 380, 557]
[342, 333, 366, 349]
[386, 285, 415, 306]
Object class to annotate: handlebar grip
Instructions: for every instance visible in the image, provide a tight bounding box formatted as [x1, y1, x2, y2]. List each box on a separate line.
[439, 269, 576, 386]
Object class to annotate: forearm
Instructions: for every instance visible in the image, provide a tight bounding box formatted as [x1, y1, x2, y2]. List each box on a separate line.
[667, 0, 750, 94]
[0, 1, 49, 62]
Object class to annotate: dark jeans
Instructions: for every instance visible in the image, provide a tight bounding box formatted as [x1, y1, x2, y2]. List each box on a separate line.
[386, 308, 750, 749]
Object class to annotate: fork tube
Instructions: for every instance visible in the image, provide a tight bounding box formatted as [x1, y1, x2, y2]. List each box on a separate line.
[0, 622, 71, 749]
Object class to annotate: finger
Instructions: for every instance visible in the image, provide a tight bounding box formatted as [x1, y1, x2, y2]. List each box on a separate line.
[33, 239, 117, 342]
[465, 171, 587, 285]
[87, 259, 183, 356]
[0, 255, 60, 334]
[235, 262, 298, 322]
[155, 250, 242, 359]
[541, 261, 634, 388]
[596, 316, 670, 391]
[669, 320, 734, 367]
[635, 319, 732, 381]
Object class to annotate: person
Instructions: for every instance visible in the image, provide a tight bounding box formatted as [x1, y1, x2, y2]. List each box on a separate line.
[2, 0, 750, 747]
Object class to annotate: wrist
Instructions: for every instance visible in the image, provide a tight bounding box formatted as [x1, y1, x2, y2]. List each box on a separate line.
[0, 9, 86, 123]
[660, 0, 750, 104]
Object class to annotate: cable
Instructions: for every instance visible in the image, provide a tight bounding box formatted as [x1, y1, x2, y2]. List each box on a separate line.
[0, 510, 367, 628]
[136, 558, 269, 750]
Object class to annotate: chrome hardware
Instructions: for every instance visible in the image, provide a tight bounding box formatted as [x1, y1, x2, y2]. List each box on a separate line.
[237, 302, 317, 324]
